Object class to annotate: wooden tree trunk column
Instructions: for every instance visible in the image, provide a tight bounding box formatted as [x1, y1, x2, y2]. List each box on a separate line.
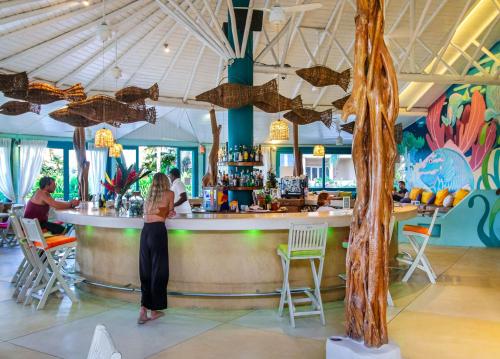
[292, 123, 303, 177]
[202, 109, 222, 187]
[342, 0, 399, 348]
[73, 127, 90, 201]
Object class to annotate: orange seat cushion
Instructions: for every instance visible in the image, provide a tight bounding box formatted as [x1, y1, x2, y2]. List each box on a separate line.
[34, 235, 76, 249]
[403, 225, 429, 235]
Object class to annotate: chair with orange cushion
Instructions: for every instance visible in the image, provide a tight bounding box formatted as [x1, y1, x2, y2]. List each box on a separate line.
[20, 218, 79, 309]
[398, 208, 440, 284]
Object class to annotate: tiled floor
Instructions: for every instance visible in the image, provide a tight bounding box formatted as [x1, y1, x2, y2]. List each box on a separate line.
[0, 244, 499, 359]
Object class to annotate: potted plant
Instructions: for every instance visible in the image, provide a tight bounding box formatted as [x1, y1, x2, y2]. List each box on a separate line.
[102, 158, 151, 213]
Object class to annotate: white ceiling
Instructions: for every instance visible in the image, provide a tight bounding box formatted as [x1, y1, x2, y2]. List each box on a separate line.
[0, 0, 498, 144]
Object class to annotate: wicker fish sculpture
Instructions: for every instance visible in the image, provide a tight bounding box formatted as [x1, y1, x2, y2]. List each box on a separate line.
[0, 72, 28, 99]
[67, 95, 156, 125]
[296, 66, 351, 91]
[0, 101, 40, 116]
[115, 83, 159, 103]
[332, 94, 351, 111]
[4, 82, 87, 104]
[49, 107, 104, 127]
[284, 108, 333, 128]
[195, 79, 277, 109]
[254, 93, 303, 113]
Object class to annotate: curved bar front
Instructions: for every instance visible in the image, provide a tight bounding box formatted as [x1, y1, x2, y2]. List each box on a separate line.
[56, 206, 417, 309]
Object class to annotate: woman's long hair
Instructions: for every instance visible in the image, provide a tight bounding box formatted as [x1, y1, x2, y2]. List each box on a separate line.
[145, 173, 170, 214]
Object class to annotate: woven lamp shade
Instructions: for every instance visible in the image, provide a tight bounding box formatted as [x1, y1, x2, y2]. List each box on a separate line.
[108, 142, 123, 158]
[94, 128, 114, 148]
[313, 145, 325, 157]
[269, 119, 289, 141]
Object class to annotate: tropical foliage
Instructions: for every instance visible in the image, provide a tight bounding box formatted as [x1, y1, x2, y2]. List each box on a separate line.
[102, 158, 151, 196]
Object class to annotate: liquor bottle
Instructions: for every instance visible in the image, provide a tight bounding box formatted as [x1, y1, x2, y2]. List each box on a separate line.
[238, 146, 243, 162]
[254, 146, 260, 162]
[258, 145, 262, 163]
[99, 193, 105, 208]
[243, 145, 249, 161]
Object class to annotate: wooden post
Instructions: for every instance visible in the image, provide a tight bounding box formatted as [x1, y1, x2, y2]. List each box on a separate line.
[202, 109, 222, 187]
[292, 122, 303, 176]
[73, 127, 90, 201]
[341, 0, 399, 348]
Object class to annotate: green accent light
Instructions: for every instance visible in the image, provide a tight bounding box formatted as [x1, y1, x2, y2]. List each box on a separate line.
[124, 228, 139, 237]
[245, 229, 262, 237]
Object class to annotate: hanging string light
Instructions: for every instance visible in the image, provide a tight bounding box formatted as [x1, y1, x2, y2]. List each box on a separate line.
[268, 36, 289, 142]
[313, 145, 325, 157]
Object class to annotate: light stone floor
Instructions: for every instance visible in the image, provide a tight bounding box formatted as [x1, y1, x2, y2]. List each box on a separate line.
[0, 244, 499, 359]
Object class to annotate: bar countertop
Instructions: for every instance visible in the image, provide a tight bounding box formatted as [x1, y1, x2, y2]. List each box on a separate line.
[55, 205, 418, 231]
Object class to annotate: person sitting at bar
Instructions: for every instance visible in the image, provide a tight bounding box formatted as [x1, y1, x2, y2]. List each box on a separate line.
[316, 192, 333, 212]
[24, 176, 80, 235]
[392, 181, 408, 202]
[168, 168, 192, 214]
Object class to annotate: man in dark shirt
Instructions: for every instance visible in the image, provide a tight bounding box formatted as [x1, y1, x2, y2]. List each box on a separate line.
[392, 181, 408, 202]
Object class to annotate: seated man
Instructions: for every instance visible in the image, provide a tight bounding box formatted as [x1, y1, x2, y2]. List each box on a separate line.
[316, 192, 333, 212]
[24, 176, 80, 235]
[392, 181, 408, 202]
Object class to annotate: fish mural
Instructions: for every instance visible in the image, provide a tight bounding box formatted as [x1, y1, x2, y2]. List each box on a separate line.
[254, 94, 302, 113]
[67, 95, 156, 125]
[5, 82, 86, 104]
[0, 101, 40, 116]
[115, 83, 159, 104]
[295, 66, 351, 91]
[195, 79, 277, 109]
[412, 146, 474, 192]
[283, 108, 333, 128]
[468, 194, 500, 247]
[0, 72, 28, 98]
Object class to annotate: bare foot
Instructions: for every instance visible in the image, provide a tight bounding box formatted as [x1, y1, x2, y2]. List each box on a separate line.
[150, 310, 165, 321]
[137, 306, 150, 325]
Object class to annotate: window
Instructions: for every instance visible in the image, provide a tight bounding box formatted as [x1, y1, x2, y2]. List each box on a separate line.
[69, 150, 79, 200]
[138, 146, 177, 197]
[325, 154, 356, 189]
[277, 148, 356, 191]
[180, 150, 193, 198]
[27, 148, 65, 200]
[279, 153, 295, 177]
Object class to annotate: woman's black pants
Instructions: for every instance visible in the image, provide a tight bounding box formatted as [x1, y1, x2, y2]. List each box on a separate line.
[139, 222, 169, 311]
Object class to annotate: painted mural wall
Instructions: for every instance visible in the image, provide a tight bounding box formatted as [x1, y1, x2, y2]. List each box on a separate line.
[398, 43, 499, 247]
[400, 44, 499, 193]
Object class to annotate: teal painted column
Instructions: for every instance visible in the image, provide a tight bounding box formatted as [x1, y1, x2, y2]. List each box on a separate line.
[228, 0, 253, 206]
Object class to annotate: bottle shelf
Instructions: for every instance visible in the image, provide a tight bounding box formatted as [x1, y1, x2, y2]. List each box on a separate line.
[218, 161, 264, 167]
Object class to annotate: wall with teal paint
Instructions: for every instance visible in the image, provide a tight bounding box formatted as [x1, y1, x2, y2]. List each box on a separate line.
[398, 190, 499, 247]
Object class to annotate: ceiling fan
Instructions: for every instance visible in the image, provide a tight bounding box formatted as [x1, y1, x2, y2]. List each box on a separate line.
[236, 1, 323, 30]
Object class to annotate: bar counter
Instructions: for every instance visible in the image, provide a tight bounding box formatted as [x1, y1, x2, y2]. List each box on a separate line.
[55, 206, 417, 309]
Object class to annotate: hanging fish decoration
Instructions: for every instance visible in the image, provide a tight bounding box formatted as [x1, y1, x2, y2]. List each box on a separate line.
[4, 82, 87, 104]
[67, 95, 156, 125]
[254, 94, 303, 113]
[115, 83, 159, 103]
[0, 101, 40, 116]
[195, 79, 277, 109]
[296, 66, 351, 91]
[332, 94, 351, 111]
[284, 108, 333, 128]
[0, 72, 28, 99]
[49, 107, 104, 127]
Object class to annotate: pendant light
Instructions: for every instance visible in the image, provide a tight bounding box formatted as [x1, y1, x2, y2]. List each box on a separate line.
[268, 38, 289, 142]
[313, 145, 325, 157]
[109, 142, 123, 158]
[95, 128, 114, 148]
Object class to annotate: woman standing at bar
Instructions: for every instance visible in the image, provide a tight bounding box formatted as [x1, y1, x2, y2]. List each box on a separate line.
[138, 173, 175, 324]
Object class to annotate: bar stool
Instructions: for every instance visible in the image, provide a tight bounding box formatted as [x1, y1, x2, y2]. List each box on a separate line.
[277, 222, 328, 328]
[398, 208, 440, 284]
[20, 218, 79, 309]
